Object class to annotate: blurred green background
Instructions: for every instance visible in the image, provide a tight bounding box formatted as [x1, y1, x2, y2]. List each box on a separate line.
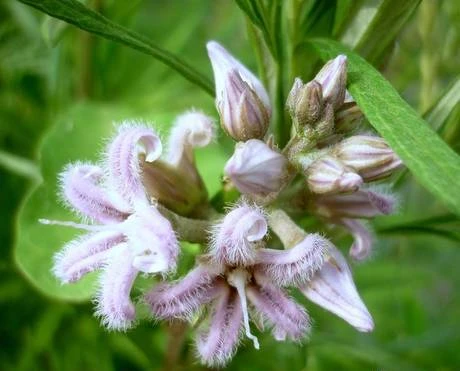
[1, 0, 460, 370]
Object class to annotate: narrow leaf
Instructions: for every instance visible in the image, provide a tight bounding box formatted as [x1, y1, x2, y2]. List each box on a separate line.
[17, 0, 214, 95]
[308, 38, 460, 216]
[0, 150, 42, 181]
[424, 76, 460, 131]
[340, 0, 421, 64]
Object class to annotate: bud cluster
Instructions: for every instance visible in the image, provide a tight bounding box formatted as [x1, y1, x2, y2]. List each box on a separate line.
[42, 41, 404, 367]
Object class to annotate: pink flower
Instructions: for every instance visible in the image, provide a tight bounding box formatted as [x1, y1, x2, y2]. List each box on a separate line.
[147, 204, 329, 366]
[46, 123, 179, 330]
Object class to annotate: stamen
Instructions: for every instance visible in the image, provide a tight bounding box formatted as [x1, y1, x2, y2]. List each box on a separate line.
[39, 218, 111, 232]
[227, 269, 259, 349]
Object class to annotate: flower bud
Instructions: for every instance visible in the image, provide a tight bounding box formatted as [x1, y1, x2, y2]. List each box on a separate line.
[312, 189, 396, 219]
[307, 156, 363, 194]
[286, 78, 323, 129]
[301, 246, 374, 332]
[224, 139, 289, 196]
[207, 41, 271, 141]
[314, 55, 347, 110]
[334, 135, 403, 181]
[334, 101, 363, 133]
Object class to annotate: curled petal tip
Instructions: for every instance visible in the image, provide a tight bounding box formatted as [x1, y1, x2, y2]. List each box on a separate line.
[210, 204, 267, 266]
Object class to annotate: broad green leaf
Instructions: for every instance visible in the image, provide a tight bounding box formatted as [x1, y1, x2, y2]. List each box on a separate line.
[15, 102, 227, 300]
[424, 76, 460, 131]
[308, 38, 460, 216]
[340, 0, 420, 64]
[17, 0, 214, 96]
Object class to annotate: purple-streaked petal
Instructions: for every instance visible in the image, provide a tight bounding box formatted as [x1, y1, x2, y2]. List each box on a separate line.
[210, 203, 267, 266]
[60, 163, 127, 223]
[300, 246, 374, 332]
[95, 244, 138, 331]
[196, 285, 243, 367]
[224, 139, 289, 196]
[340, 219, 373, 261]
[334, 135, 403, 181]
[314, 189, 396, 219]
[307, 156, 363, 195]
[254, 233, 330, 287]
[106, 123, 162, 206]
[53, 231, 124, 283]
[146, 265, 223, 320]
[247, 282, 310, 341]
[314, 55, 347, 109]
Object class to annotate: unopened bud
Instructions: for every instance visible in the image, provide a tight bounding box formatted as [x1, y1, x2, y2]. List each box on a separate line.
[306, 156, 363, 195]
[334, 135, 403, 181]
[301, 246, 374, 332]
[314, 55, 347, 110]
[225, 139, 288, 197]
[207, 41, 271, 141]
[334, 101, 363, 133]
[286, 79, 323, 129]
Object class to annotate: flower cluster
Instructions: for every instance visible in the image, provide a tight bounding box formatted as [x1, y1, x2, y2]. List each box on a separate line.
[44, 41, 403, 367]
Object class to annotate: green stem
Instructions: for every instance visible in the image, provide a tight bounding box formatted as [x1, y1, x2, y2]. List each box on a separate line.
[157, 205, 213, 244]
[268, 209, 305, 248]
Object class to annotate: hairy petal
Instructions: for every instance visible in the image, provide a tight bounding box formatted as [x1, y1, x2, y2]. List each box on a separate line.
[95, 244, 138, 331]
[53, 231, 124, 283]
[146, 265, 223, 319]
[254, 234, 329, 287]
[301, 246, 374, 332]
[247, 282, 310, 341]
[167, 110, 215, 168]
[60, 163, 127, 223]
[210, 204, 267, 266]
[196, 286, 243, 367]
[106, 123, 162, 207]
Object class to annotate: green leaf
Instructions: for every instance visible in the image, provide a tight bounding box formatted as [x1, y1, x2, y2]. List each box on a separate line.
[17, 0, 214, 96]
[14, 102, 227, 300]
[340, 0, 421, 64]
[308, 38, 460, 216]
[333, 0, 355, 36]
[424, 76, 460, 131]
[0, 150, 42, 181]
